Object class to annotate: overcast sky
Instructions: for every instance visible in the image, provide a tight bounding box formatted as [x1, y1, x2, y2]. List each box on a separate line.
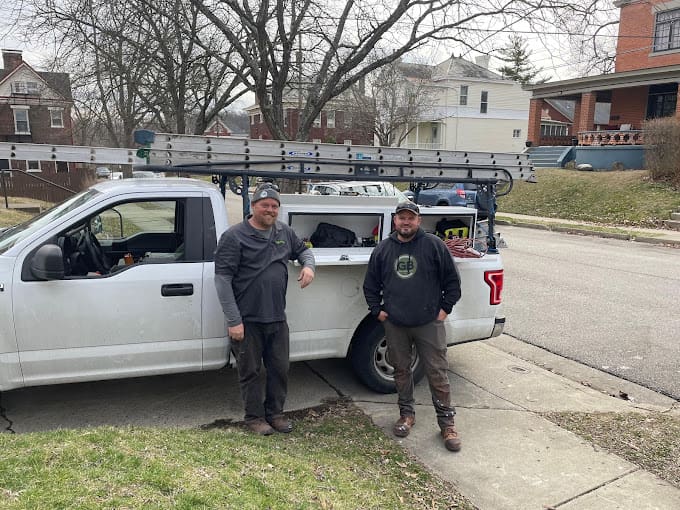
[1, 3, 620, 102]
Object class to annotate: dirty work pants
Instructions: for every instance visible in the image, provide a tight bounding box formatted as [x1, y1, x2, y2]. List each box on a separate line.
[232, 321, 290, 423]
[383, 320, 456, 430]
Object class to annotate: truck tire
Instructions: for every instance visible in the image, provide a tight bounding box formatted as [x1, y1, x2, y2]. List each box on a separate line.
[436, 200, 449, 206]
[349, 320, 425, 394]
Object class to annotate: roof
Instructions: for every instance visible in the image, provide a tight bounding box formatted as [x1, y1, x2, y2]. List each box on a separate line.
[545, 99, 611, 125]
[0, 64, 73, 101]
[433, 56, 504, 81]
[397, 62, 433, 80]
[523, 64, 680, 99]
[93, 177, 215, 195]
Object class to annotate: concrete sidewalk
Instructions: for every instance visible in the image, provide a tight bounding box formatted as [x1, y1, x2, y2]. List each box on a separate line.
[496, 212, 680, 247]
[314, 335, 680, 510]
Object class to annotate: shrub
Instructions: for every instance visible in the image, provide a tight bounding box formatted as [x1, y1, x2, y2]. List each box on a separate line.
[643, 117, 680, 187]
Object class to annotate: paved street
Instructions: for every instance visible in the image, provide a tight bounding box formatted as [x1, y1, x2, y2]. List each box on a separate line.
[499, 225, 680, 400]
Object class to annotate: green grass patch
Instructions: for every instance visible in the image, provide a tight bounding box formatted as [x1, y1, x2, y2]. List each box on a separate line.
[497, 168, 680, 228]
[0, 209, 32, 228]
[0, 401, 473, 509]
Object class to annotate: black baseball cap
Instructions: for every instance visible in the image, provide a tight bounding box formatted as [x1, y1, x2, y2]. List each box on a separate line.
[395, 201, 420, 215]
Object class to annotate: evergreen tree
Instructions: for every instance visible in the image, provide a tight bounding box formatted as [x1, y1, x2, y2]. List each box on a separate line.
[497, 35, 548, 85]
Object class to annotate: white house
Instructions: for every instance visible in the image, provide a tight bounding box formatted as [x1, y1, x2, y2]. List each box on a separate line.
[398, 55, 531, 153]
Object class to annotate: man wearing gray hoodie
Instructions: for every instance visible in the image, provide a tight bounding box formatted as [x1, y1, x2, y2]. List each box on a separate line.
[363, 201, 462, 451]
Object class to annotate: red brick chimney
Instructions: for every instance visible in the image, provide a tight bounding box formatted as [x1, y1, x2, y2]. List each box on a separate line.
[2, 49, 24, 71]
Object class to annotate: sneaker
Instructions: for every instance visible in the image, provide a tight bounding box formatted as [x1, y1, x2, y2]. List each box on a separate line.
[246, 418, 275, 436]
[267, 415, 293, 433]
[441, 426, 462, 452]
[393, 415, 416, 438]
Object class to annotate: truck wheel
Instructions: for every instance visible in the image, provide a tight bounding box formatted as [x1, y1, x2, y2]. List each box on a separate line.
[350, 321, 425, 394]
[436, 200, 448, 206]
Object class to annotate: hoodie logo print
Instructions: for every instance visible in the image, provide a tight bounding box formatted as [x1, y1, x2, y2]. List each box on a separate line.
[395, 254, 417, 279]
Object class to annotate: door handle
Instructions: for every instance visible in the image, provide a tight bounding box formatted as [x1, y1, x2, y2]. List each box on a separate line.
[161, 283, 193, 296]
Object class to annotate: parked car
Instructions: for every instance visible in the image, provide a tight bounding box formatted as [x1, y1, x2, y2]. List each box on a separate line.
[307, 181, 411, 201]
[131, 170, 165, 178]
[409, 183, 477, 207]
[95, 167, 111, 179]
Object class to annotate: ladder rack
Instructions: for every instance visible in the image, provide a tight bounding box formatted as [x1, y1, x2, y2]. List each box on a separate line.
[0, 141, 144, 166]
[135, 131, 534, 185]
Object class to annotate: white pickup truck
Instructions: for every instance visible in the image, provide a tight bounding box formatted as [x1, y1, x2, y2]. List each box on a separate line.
[0, 178, 504, 393]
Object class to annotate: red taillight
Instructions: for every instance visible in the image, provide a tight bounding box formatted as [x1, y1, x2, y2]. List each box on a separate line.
[456, 188, 466, 198]
[484, 270, 503, 305]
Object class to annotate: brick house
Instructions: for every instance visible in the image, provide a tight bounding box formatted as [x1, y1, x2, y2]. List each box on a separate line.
[524, 0, 680, 158]
[244, 91, 374, 145]
[0, 49, 74, 175]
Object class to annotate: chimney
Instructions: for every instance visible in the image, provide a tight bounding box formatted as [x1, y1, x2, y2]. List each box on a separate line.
[475, 55, 490, 69]
[2, 49, 23, 71]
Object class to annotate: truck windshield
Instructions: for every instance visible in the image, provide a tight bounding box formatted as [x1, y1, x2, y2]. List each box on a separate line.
[0, 189, 101, 255]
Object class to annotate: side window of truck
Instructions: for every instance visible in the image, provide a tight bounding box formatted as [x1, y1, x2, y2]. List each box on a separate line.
[96, 201, 176, 241]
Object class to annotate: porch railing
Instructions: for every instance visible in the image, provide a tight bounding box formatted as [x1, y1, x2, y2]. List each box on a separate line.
[405, 142, 442, 150]
[578, 130, 644, 146]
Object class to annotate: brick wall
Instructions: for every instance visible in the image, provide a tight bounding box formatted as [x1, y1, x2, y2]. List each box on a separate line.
[616, 0, 680, 72]
[609, 86, 649, 128]
[526, 98, 543, 145]
[249, 108, 373, 144]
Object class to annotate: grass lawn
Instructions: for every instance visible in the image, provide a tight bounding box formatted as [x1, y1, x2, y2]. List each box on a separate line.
[0, 401, 473, 510]
[497, 168, 680, 228]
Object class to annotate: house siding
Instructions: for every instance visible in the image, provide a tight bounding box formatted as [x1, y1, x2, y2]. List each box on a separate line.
[616, 0, 680, 72]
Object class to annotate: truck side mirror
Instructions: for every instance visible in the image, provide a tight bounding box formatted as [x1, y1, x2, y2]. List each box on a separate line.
[31, 244, 65, 280]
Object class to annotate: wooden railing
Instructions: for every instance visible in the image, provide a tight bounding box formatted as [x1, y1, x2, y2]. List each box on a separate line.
[578, 130, 644, 146]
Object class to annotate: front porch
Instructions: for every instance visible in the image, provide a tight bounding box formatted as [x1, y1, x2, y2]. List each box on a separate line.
[524, 65, 680, 148]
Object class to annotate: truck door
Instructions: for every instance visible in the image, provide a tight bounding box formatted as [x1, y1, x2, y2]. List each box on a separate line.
[12, 196, 208, 387]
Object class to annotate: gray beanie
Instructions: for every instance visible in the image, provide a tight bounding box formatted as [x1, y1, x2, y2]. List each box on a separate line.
[251, 184, 281, 205]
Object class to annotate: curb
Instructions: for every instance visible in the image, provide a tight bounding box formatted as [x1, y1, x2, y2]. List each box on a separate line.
[496, 219, 680, 248]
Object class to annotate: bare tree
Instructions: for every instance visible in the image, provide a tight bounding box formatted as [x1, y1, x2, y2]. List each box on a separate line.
[188, 0, 607, 141]
[535, 0, 618, 77]
[346, 60, 435, 146]
[24, 0, 250, 146]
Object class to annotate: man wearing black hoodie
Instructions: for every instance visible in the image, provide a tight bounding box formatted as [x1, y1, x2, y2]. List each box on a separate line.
[363, 201, 462, 451]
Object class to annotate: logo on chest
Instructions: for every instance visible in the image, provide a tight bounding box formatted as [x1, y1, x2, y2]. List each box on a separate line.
[394, 254, 417, 279]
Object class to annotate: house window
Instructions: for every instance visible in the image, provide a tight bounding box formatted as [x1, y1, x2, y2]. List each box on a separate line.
[480, 91, 488, 114]
[10, 81, 39, 95]
[27, 160, 41, 173]
[647, 84, 678, 118]
[50, 108, 64, 128]
[326, 110, 335, 128]
[512, 129, 522, 138]
[540, 124, 568, 137]
[0, 159, 11, 177]
[459, 85, 468, 105]
[654, 8, 680, 52]
[12, 107, 30, 134]
[56, 161, 69, 173]
[313, 115, 321, 128]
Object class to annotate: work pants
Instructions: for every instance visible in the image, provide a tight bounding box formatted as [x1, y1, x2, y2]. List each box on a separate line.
[383, 320, 456, 429]
[232, 321, 290, 423]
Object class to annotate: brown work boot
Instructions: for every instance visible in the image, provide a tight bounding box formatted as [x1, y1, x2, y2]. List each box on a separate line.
[267, 415, 293, 433]
[246, 418, 275, 436]
[441, 425, 462, 452]
[393, 414, 416, 438]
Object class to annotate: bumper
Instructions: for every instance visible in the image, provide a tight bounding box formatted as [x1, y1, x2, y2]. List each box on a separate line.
[490, 316, 505, 338]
